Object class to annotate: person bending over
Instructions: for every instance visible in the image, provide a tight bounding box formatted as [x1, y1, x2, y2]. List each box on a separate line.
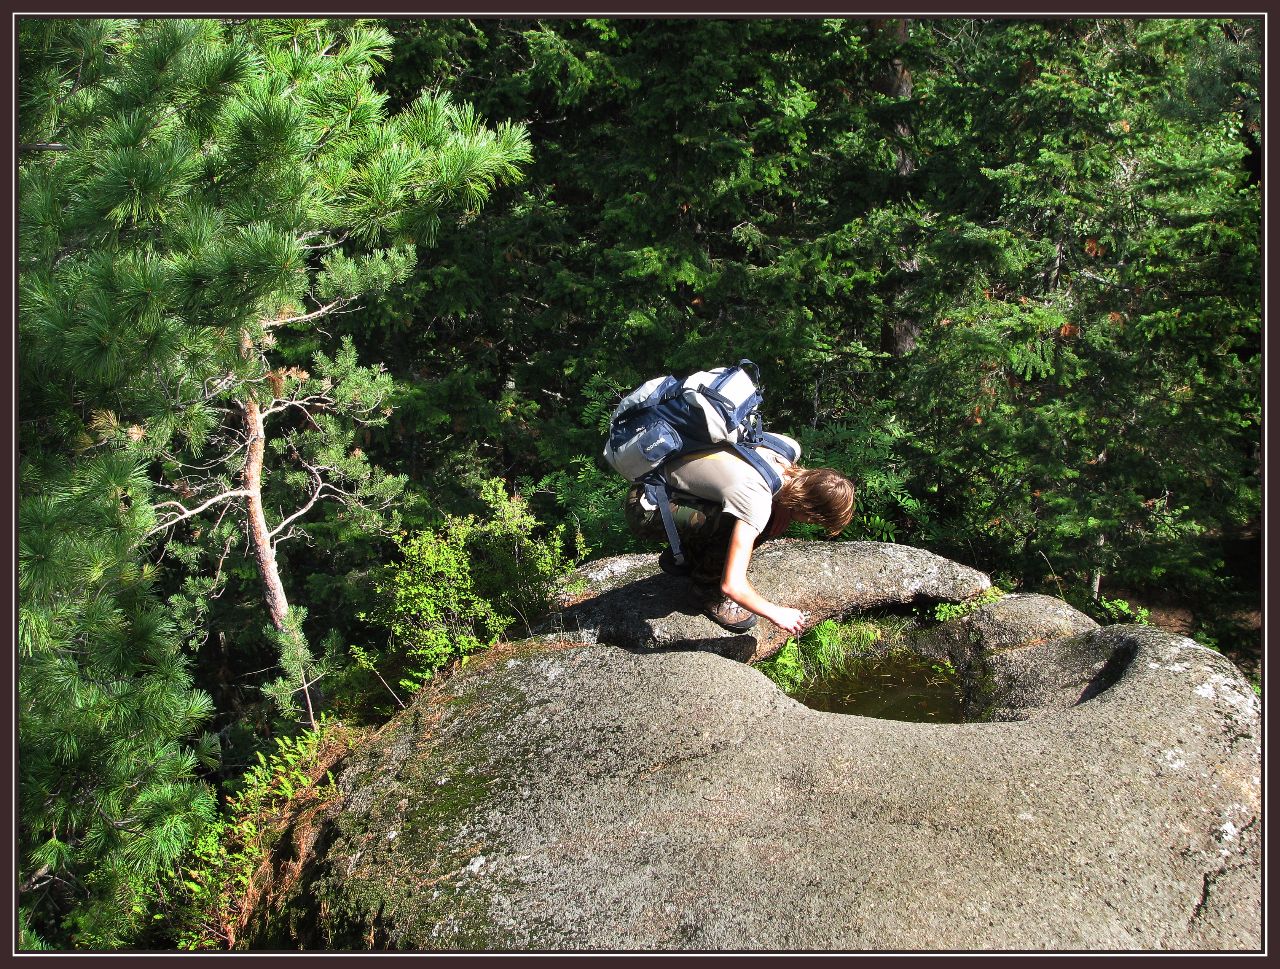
[625, 433, 856, 634]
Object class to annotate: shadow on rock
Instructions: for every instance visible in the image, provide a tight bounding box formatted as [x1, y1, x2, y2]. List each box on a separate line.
[551, 571, 759, 662]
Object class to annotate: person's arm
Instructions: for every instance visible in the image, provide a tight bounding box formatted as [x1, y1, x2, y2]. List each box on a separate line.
[720, 518, 808, 635]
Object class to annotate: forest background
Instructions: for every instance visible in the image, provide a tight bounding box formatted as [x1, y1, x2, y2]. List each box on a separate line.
[16, 16, 1262, 949]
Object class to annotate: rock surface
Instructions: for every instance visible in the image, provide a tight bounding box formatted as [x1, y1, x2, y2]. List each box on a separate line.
[547, 540, 992, 661]
[245, 546, 1262, 951]
[252, 631, 1260, 950]
[908, 593, 1105, 720]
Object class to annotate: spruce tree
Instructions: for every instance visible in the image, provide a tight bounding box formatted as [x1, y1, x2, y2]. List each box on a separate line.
[368, 18, 1258, 612]
[887, 18, 1261, 595]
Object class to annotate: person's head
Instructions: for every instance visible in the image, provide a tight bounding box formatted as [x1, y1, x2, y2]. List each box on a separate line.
[778, 467, 857, 537]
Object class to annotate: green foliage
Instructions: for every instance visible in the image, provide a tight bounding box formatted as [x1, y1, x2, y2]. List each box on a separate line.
[466, 479, 585, 631]
[530, 458, 638, 559]
[754, 638, 808, 694]
[929, 658, 958, 680]
[362, 521, 505, 694]
[17, 454, 218, 949]
[756, 618, 885, 692]
[358, 479, 581, 695]
[933, 586, 1007, 624]
[1094, 596, 1152, 626]
[260, 609, 344, 728]
[18, 14, 1262, 948]
[154, 718, 349, 951]
[17, 16, 530, 948]
[889, 18, 1260, 601]
[364, 18, 897, 494]
[797, 407, 929, 543]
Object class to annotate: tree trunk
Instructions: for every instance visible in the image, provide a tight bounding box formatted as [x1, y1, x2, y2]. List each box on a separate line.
[880, 313, 923, 358]
[1090, 533, 1106, 601]
[870, 17, 915, 177]
[872, 18, 920, 358]
[240, 395, 290, 630]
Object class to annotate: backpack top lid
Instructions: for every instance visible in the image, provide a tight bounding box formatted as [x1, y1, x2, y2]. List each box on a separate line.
[603, 360, 783, 483]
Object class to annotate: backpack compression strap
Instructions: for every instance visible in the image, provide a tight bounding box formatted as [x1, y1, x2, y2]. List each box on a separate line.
[643, 476, 688, 566]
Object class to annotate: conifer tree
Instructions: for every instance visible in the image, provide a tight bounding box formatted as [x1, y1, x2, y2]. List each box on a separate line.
[886, 18, 1260, 593]
[18, 16, 529, 945]
[369, 18, 1258, 611]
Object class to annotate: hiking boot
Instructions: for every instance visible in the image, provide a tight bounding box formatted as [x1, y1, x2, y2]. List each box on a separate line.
[703, 595, 758, 632]
[658, 548, 692, 576]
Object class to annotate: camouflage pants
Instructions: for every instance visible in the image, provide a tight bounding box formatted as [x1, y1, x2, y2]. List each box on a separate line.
[624, 483, 734, 591]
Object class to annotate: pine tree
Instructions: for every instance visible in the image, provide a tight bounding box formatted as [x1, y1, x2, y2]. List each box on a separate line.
[18, 16, 529, 945]
[17, 453, 219, 946]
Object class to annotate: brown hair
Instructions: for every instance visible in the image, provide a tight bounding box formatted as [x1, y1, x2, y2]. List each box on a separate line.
[778, 467, 857, 536]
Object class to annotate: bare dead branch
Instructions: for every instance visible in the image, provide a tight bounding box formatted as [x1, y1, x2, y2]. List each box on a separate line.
[159, 437, 252, 474]
[263, 298, 349, 330]
[209, 529, 238, 597]
[147, 488, 252, 539]
[268, 476, 346, 547]
[299, 232, 349, 252]
[261, 394, 335, 419]
[203, 372, 242, 401]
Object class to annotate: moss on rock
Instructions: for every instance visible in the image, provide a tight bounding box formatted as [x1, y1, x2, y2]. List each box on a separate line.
[238, 669, 531, 950]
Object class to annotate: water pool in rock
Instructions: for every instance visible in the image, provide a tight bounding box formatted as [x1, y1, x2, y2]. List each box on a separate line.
[796, 651, 966, 722]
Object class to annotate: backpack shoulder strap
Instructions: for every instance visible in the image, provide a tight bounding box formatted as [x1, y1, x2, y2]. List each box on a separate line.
[642, 475, 687, 565]
[757, 432, 799, 464]
[729, 442, 783, 494]
[645, 435, 791, 563]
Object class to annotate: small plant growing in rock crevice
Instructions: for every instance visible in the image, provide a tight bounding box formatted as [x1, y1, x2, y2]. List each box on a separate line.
[756, 613, 969, 721]
[932, 586, 1006, 624]
[151, 717, 359, 951]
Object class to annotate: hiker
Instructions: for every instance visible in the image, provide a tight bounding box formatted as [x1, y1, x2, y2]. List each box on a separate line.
[624, 437, 856, 634]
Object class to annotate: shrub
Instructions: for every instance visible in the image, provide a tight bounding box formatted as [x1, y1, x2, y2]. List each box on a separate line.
[357, 479, 581, 695]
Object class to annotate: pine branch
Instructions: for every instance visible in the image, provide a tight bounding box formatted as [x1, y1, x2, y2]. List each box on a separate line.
[260, 394, 335, 419]
[209, 507, 239, 598]
[1076, 268, 1133, 292]
[203, 372, 243, 401]
[263, 298, 350, 329]
[299, 232, 350, 252]
[147, 488, 253, 539]
[19, 866, 53, 894]
[268, 462, 343, 545]
[159, 437, 252, 474]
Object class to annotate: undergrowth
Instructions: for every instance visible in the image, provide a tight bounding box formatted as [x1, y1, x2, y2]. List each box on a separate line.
[351, 479, 583, 709]
[151, 716, 360, 951]
[932, 586, 1006, 623]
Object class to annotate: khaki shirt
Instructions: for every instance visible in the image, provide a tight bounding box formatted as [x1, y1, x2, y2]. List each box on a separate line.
[663, 434, 800, 536]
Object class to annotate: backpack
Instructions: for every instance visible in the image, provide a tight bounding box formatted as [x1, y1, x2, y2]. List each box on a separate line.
[603, 359, 798, 566]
